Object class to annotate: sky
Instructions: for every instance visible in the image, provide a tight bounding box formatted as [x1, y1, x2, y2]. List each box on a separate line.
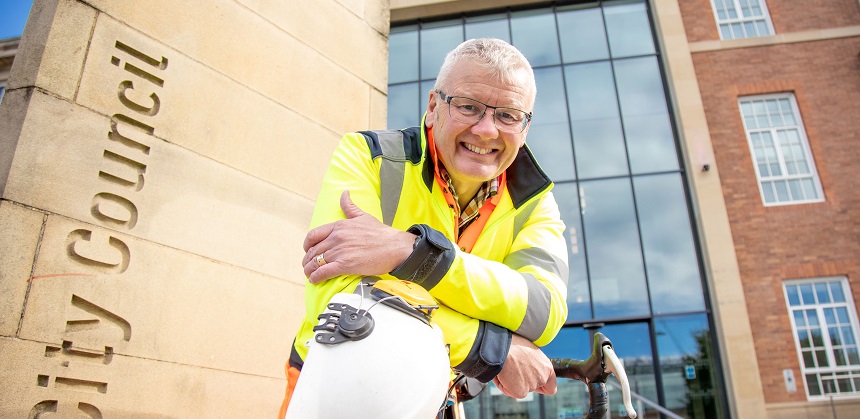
[0, 0, 34, 39]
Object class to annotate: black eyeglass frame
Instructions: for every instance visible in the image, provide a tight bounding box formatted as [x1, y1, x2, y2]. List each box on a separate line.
[436, 90, 533, 134]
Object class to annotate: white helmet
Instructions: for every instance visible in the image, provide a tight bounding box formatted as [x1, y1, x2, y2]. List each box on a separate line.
[286, 280, 451, 419]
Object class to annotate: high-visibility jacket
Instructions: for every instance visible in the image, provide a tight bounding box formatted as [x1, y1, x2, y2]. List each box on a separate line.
[290, 120, 569, 382]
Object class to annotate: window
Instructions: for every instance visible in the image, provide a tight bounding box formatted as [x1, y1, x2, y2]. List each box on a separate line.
[711, 0, 774, 40]
[739, 94, 823, 206]
[785, 278, 860, 398]
[0, 82, 6, 104]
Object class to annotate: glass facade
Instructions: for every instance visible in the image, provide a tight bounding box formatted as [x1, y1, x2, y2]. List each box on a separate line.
[388, 1, 725, 417]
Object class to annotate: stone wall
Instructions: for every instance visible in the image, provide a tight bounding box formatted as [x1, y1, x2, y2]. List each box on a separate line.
[0, 0, 389, 416]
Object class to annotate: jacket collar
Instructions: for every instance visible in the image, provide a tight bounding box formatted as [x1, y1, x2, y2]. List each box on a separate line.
[419, 118, 552, 209]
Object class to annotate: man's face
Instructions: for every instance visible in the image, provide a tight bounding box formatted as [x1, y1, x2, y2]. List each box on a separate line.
[425, 60, 533, 196]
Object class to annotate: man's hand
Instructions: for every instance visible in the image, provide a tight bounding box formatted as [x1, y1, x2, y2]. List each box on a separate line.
[492, 334, 558, 399]
[302, 191, 415, 283]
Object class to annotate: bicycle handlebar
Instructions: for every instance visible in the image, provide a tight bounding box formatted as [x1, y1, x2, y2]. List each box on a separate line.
[551, 332, 637, 419]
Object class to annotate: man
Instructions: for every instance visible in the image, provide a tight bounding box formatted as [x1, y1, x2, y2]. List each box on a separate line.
[279, 38, 569, 417]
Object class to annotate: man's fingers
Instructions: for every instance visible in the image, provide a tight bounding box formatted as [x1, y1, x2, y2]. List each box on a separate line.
[303, 223, 333, 252]
[340, 190, 365, 219]
[536, 376, 558, 395]
[308, 263, 339, 284]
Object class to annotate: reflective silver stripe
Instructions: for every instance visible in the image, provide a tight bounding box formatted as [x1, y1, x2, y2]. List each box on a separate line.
[503, 247, 569, 287]
[514, 273, 552, 342]
[377, 131, 408, 226]
[512, 199, 540, 241]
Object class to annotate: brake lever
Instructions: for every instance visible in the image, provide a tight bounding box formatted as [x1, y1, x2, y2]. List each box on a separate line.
[551, 332, 637, 419]
[602, 344, 636, 418]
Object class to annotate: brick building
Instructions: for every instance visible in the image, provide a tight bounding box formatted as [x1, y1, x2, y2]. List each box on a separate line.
[677, 0, 860, 416]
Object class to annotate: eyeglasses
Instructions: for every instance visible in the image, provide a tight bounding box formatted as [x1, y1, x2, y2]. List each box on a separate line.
[437, 91, 532, 134]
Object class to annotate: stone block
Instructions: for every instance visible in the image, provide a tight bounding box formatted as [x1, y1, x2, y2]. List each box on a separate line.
[18, 213, 304, 376]
[6, 0, 96, 99]
[238, 0, 389, 90]
[75, 13, 338, 200]
[0, 202, 45, 336]
[83, 0, 379, 135]
[3, 89, 313, 280]
[369, 84, 389, 129]
[0, 337, 284, 417]
[335, 0, 391, 35]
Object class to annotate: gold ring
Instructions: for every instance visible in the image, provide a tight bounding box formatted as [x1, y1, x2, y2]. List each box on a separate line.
[315, 253, 327, 266]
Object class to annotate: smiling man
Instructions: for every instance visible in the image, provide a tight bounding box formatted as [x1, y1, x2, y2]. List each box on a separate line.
[279, 38, 569, 418]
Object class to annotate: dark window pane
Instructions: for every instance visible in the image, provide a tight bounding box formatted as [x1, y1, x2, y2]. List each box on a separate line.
[553, 183, 591, 320]
[807, 374, 821, 396]
[581, 178, 649, 318]
[527, 67, 575, 181]
[465, 14, 510, 42]
[655, 314, 724, 418]
[603, 0, 655, 57]
[565, 62, 628, 179]
[536, 327, 591, 419]
[802, 351, 814, 367]
[387, 83, 420, 130]
[635, 174, 705, 314]
[614, 56, 678, 174]
[388, 27, 418, 83]
[420, 22, 463, 80]
[510, 8, 561, 67]
[543, 326, 591, 359]
[557, 5, 609, 63]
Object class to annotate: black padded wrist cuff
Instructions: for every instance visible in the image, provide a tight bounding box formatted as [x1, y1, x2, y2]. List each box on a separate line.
[454, 322, 512, 383]
[389, 224, 454, 289]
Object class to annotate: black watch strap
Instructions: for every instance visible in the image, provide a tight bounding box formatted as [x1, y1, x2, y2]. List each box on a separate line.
[389, 224, 455, 290]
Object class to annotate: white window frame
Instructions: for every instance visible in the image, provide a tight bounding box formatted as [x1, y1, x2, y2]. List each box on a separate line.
[738, 93, 824, 206]
[710, 0, 775, 40]
[784, 277, 860, 399]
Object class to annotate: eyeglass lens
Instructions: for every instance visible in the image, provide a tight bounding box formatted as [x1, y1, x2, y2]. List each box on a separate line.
[445, 95, 529, 133]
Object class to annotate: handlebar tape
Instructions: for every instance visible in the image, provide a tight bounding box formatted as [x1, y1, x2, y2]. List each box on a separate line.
[587, 382, 610, 419]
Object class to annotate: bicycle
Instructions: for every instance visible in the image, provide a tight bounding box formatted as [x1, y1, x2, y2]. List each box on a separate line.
[287, 279, 638, 419]
[440, 331, 637, 419]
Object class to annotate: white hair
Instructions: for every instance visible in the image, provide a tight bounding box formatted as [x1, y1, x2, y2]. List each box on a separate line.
[433, 38, 537, 107]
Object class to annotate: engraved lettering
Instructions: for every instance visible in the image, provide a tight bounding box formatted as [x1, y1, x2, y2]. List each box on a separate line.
[28, 400, 57, 417]
[114, 40, 168, 70]
[122, 62, 164, 87]
[99, 149, 147, 191]
[54, 376, 108, 394]
[67, 294, 132, 342]
[117, 80, 160, 116]
[28, 401, 102, 419]
[66, 229, 130, 274]
[108, 114, 153, 154]
[77, 403, 103, 419]
[90, 192, 139, 229]
[45, 341, 114, 366]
